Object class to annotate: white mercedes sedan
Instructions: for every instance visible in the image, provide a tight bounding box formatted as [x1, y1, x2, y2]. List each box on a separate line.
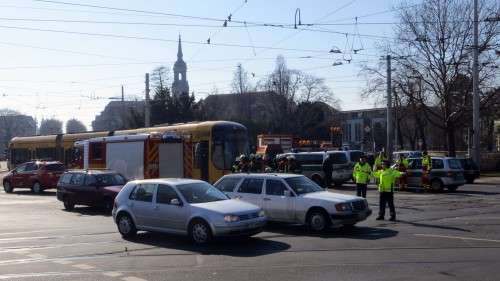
[215, 174, 372, 231]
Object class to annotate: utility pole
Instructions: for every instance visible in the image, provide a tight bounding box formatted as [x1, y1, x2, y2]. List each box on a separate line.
[145, 73, 151, 127]
[238, 64, 243, 94]
[472, 0, 481, 168]
[386, 55, 393, 161]
[121, 85, 124, 102]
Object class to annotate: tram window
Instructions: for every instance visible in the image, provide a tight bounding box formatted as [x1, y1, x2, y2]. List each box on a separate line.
[35, 148, 56, 161]
[11, 148, 31, 164]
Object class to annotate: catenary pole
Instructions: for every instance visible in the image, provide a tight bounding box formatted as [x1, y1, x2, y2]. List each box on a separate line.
[472, 0, 481, 168]
[386, 55, 393, 161]
[145, 73, 151, 127]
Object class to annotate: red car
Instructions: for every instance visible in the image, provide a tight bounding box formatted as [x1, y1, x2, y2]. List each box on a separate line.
[2, 161, 65, 193]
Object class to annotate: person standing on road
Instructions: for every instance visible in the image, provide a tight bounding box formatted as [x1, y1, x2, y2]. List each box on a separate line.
[353, 155, 372, 198]
[374, 160, 402, 221]
[422, 151, 432, 189]
[396, 156, 409, 190]
[322, 154, 333, 189]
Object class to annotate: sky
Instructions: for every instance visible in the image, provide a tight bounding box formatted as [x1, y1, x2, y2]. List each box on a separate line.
[0, 0, 407, 130]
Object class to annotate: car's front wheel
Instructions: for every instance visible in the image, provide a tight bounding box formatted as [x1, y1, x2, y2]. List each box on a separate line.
[117, 213, 137, 239]
[3, 181, 13, 193]
[307, 210, 330, 232]
[189, 220, 212, 244]
[63, 199, 74, 211]
[31, 182, 43, 194]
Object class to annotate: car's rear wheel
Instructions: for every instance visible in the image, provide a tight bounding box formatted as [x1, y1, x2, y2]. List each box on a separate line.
[465, 178, 474, 184]
[189, 220, 212, 244]
[117, 213, 137, 239]
[3, 181, 13, 193]
[307, 209, 330, 232]
[63, 198, 75, 211]
[31, 182, 42, 194]
[431, 179, 444, 192]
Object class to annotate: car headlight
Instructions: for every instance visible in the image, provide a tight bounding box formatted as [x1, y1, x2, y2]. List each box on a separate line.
[335, 202, 352, 212]
[258, 210, 265, 217]
[224, 215, 240, 222]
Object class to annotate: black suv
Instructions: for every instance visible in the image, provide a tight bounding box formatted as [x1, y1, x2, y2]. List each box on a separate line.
[57, 170, 127, 212]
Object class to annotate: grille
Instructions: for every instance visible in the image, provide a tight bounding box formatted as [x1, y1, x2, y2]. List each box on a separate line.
[351, 200, 367, 211]
[238, 212, 259, 221]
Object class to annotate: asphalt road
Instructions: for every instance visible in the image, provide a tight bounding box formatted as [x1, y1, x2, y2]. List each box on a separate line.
[1, 173, 500, 281]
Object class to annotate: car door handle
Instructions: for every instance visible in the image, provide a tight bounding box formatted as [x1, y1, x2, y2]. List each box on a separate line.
[263, 198, 271, 201]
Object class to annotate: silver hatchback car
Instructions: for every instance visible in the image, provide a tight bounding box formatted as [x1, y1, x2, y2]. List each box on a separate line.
[112, 178, 266, 244]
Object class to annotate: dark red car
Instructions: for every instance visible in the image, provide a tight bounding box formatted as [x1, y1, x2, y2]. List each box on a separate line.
[56, 170, 127, 212]
[3, 161, 65, 193]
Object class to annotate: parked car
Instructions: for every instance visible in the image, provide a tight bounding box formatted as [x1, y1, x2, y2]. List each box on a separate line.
[112, 178, 266, 244]
[57, 170, 127, 212]
[406, 157, 466, 191]
[2, 161, 65, 193]
[393, 151, 422, 162]
[457, 158, 480, 184]
[214, 173, 372, 231]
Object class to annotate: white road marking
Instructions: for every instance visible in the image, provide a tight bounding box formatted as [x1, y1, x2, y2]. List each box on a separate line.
[122, 277, 148, 281]
[103, 271, 123, 277]
[26, 253, 47, 259]
[415, 234, 500, 243]
[53, 259, 73, 265]
[196, 254, 204, 266]
[72, 264, 95, 270]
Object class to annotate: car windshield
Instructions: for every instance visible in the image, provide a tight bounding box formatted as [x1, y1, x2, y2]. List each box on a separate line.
[448, 159, 462, 169]
[95, 174, 127, 186]
[45, 164, 65, 171]
[284, 176, 323, 195]
[177, 182, 229, 204]
[349, 151, 364, 163]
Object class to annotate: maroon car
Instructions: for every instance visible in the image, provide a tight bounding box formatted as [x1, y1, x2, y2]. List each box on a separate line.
[56, 170, 127, 212]
[3, 161, 65, 193]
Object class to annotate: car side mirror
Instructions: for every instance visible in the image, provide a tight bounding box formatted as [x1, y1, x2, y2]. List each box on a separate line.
[170, 198, 182, 206]
[284, 190, 292, 197]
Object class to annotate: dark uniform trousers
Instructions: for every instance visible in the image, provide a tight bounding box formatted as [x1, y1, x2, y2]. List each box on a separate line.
[379, 192, 395, 218]
[356, 183, 367, 198]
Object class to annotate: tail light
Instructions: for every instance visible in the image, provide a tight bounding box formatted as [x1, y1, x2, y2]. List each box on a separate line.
[447, 172, 454, 177]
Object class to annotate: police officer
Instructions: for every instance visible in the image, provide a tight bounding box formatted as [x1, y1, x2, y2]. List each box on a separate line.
[353, 155, 372, 198]
[374, 160, 402, 221]
[396, 155, 409, 190]
[286, 155, 301, 174]
[422, 151, 432, 189]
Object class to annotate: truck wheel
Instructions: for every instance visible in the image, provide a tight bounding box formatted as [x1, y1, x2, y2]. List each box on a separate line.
[31, 182, 43, 194]
[3, 181, 13, 193]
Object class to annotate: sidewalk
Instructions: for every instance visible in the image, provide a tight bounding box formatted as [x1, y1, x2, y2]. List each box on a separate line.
[475, 176, 500, 185]
[0, 161, 6, 172]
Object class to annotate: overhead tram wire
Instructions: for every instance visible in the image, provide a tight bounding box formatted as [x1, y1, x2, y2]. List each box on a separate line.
[0, 25, 331, 54]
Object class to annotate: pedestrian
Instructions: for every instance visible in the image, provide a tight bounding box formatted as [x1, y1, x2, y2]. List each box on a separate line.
[322, 154, 333, 189]
[396, 156, 409, 190]
[238, 154, 250, 173]
[422, 150, 432, 189]
[353, 155, 372, 198]
[374, 160, 402, 221]
[286, 155, 301, 174]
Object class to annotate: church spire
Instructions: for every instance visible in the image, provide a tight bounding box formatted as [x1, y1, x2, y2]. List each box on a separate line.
[177, 34, 183, 59]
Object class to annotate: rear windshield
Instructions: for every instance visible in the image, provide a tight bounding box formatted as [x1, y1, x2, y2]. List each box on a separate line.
[448, 159, 462, 169]
[328, 152, 348, 164]
[95, 174, 127, 186]
[44, 164, 65, 171]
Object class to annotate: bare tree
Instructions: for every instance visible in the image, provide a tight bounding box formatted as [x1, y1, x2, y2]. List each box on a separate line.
[362, 0, 499, 156]
[65, 119, 87, 134]
[39, 118, 63, 135]
[299, 74, 340, 107]
[231, 63, 253, 94]
[150, 66, 170, 95]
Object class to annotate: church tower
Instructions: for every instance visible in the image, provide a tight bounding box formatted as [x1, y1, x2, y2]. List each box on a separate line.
[171, 35, 189, 97]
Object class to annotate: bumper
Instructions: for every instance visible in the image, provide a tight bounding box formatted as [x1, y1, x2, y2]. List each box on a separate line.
[212, 217, 267, 237]
[331, 209, 372, 225]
